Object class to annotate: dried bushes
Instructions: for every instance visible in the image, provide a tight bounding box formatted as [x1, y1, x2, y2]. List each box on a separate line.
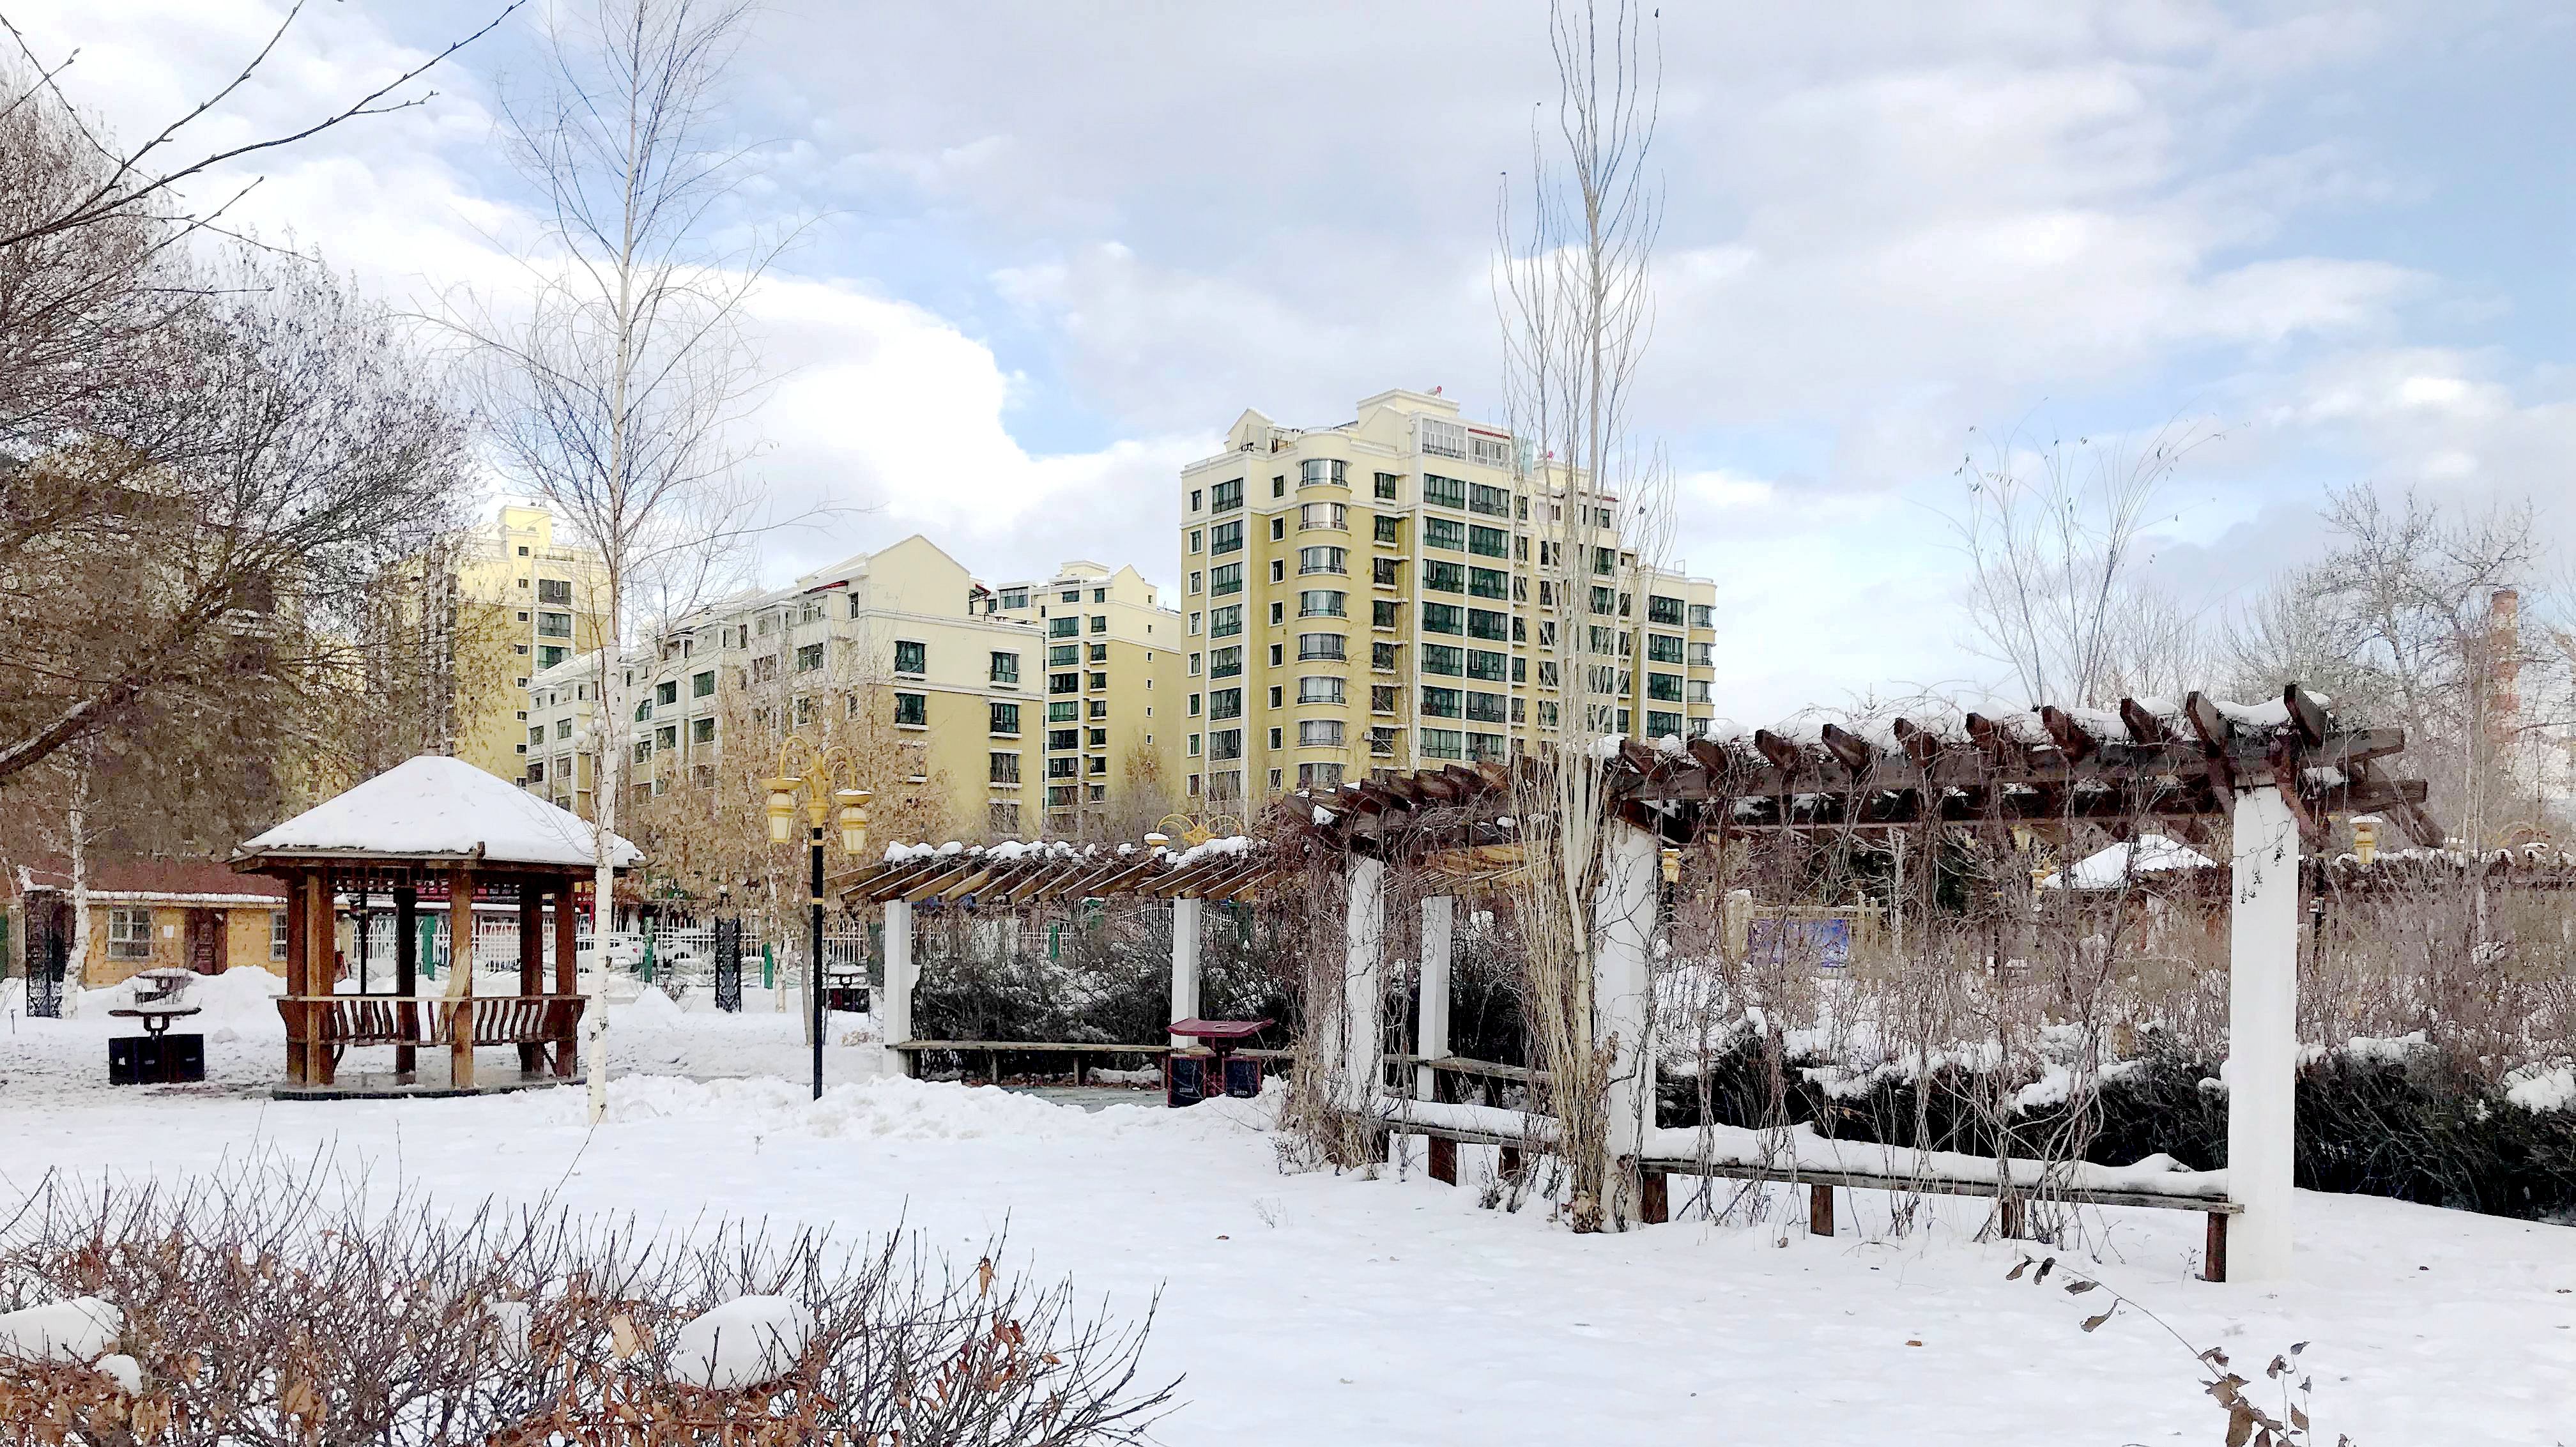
[0, 1158, 1172, 1446]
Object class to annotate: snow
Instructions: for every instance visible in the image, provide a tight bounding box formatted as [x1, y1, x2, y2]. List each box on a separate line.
[6, 1015, 2572, 1444]
[2506, 1064, 2575, 1114]
[2038, 833, 2218, 890]
[1639, 1121, 2231, 1200]
[0, 1298, 123, 1364]
[669, 1295, 814, 1390]
[235, 755, 640, 869]
[95, 1353, 142, 1394]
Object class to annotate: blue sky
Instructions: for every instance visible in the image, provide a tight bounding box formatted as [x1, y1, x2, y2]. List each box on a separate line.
[22, 0, 2574, 721]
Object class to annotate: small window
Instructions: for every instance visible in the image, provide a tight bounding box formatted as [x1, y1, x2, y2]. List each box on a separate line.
[991, 701, 1022, 735]
[893, 639, 926, 675]
[894, 692, 928, 727]
[990, 651, 1020, 685]
[796, 643, 825, 672]
[109, 908, 154, 961]
[271, 910, 289, 961]
[691, 717, 716, 744]
[692, 670, 715, 697]
[990, 751, 1021, 784]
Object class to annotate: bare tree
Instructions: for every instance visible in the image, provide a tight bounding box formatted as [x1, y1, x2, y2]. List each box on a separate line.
[1950, 422, 2216, 710]
[0, 3, 519, 254]
[446, 0, 813, 1120]
[1494, 0, 1673, 1232]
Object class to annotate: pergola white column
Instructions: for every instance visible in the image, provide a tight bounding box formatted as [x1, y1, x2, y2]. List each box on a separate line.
[1593, 820, 1660, 1220]
[1341, 856, 1386, 1114]
[2226, 785, 2300, 1281]
[881, 898, 915, 1078]
[1414, 896, 1454, 1101]
[1170, 896, 1202, 1048]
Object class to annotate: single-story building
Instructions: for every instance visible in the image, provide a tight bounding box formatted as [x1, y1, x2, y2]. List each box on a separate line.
[4, 857, 289, 988]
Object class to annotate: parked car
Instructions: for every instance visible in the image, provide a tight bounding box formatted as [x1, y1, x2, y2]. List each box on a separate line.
[574, 933, 647, 971]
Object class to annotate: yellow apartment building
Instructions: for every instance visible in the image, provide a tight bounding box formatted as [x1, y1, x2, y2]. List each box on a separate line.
[1174, 389, 1718, 810]
[977, 561, 1185, 837]
[435, 503, 613, 786]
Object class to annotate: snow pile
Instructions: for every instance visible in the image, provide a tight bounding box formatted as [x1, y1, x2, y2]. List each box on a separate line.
[0, 1297, 123, 1365]
[2506, 1064, 2575, 1113]
[1641, 1121, 2229, 1199]
[669, 1296, 813, 1391]
[2039, 834, 2218, 890]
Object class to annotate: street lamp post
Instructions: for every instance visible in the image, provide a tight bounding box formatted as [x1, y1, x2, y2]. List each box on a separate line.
[763, 736, 871, 1101]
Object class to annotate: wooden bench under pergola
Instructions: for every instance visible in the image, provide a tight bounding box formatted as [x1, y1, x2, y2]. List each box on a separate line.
[230, 755, 640, 1097]
[1286, 685, 2434, 1285]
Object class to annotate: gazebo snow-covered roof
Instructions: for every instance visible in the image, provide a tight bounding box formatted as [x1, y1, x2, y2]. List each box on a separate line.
[233, 755, 638, 871]
[2039, 834, 2220, 890]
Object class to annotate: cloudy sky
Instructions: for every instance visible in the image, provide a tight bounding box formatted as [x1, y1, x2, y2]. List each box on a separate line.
[17, 1, 2573, 721]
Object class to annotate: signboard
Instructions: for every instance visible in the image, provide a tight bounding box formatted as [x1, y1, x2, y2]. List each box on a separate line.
[1747, 915, 1854, 970]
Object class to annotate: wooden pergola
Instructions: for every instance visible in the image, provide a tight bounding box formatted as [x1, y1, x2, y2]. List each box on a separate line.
[230, 756, 638, 1096]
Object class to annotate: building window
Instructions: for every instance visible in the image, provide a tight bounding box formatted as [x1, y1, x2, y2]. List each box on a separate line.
[1297, 761, 1345, 790]
[1468, 524, 1508, 558]
[1423, 560, 1464, 593]
[1373, 556, 1402, 588]
[1211, 477, 1243, 511]
[1649, 671, 1683, 702]
[1468, 567, 1506, 599]
[990, 751, 1021, 784]
[1373, 472, 1400, 501]
[1469, 481, 1513, 516]
[1298, 675, 1346, 705]
[271, 910, 289, 961]
[796, 643, 825, 673]
[894, 692, 927, 727]
[109, 908, 155, 961]
[691, 670, 715, 698]
[1211, 519, 1244, 555]
[1467, 650, 1506, 682]
[1420, 685, 1462, 718]
[1372, 515, 1400, 546]
[1648, 594, 1686, 627]
[537, 578, 572, 604]
[1466, 691, 1506, 723]
[1422, 473, 1468, 509]
[1421, 645, 1464, 677]
[1298, 590, 1346, 618]
[1369, 726, 1397, 756]
[1425, 517, 1464, 551]
[893, 639, 926, 675]
[538, 611, 573, 638]
[1209, 687, 1243, 721]
[1370, 684, 1399, 714]
[1048, 671, 1079, 695]
[1189, 528, 1202, 553]
[990, 801, 1021, 834]
[1211, 563, 1243, 597]
[1269, 516, 1285, 542]
[1089, 615, 1107, 634]
[1372, 641, 1400, 671]
[1299, 458, 1346, 488]
[1299, 502, 1347, 532]
[538, 646, 567, 670]
[1297, 546, 1347, 576]
[1296, 632, 1346, 662]
[1210, 604, 1243, 639]
[1648, 710, 1683, 739]
[652, 679, 675, 706]
[1468, 608, 1508, 641]
[1420, 728, 1464, 761]
[1298, 719, 1345, 747]
[991, 701, 1022, 735]
[1210, 646, 1243, 678]
[1088, 671, 1107, 690]
[691, 717, 715, 744]
[1422, 602, 1463, 635]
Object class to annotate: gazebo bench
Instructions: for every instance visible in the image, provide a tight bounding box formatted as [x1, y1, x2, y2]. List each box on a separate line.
[279, 995, 584, 1089]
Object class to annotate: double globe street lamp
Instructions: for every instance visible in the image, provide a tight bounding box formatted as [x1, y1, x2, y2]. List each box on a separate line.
[763, 736, 871, 1099]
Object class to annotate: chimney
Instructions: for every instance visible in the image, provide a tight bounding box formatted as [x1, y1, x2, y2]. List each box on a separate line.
[2488, 587, 2521, 744]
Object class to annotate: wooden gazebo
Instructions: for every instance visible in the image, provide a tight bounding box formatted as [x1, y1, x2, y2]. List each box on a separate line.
[230, 756, 640, 1096]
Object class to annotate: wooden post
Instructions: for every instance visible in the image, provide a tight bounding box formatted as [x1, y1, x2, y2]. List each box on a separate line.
[1499, 1144, 1523, 1181]
[517, 877, 544, 1077]
[304, 871, 334, 1087]
[1169, 896, 1201, 1048]
[552, 882, 579, 1077]
[283, 868, 309, 1084]
[1593, 822, 1659, 1223]
[1341, 856, 1384, 1117]
[1427, 1136, 1457, 1186]
[2225, 784, 2300, 1283]
[1999, 1197, 2027, 1241]
[2204, 1211, 2229, 1283]
[450, 995, 476, 1090]
[1808, 1182, 1834, 1238]
[1638, 1168, 1669, 1225]
[882, 899, 914, 1078]
[1414, 896, 1453, 1103]
[394, 884, 418, 1077]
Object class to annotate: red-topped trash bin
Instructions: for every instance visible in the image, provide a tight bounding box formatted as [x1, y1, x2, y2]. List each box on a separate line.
[1164, 1018, 1272, 1106]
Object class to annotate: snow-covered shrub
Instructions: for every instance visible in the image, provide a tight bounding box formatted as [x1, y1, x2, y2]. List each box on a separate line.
[0, 1154, 1174, 1445]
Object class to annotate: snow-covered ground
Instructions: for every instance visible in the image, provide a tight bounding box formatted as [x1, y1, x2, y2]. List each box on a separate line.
[4, 974, 2572, 1444]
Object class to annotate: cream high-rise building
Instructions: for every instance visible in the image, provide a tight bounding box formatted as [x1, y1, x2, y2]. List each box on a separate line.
[976, 561, 1185, 838]
[521, 537, 1181, 849]
[1174, 390, 1717, 810]
[435, 503, 613, 786]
